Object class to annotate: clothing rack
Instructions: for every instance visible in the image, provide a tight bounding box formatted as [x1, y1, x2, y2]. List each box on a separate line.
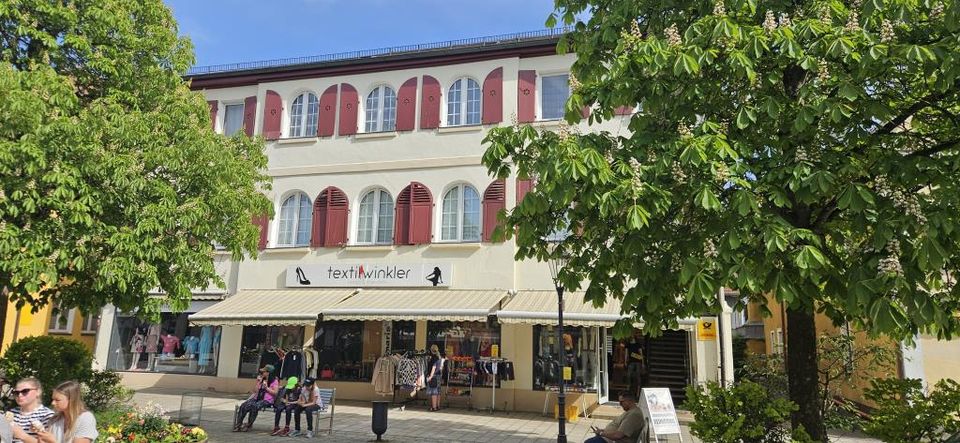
[477, 357, 507, 413]
[444, 356, 474, 409]
[390, 353, 429, 411]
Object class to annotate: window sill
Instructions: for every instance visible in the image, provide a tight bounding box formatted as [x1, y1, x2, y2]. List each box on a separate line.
[276, 137, 318, 145]
[438, 125, 484, 134]
[264, 246, 312, 253]
[430, 242, 482, 250]
[81, 331, 97, 336]
[48, 331, 72, 335]
[355, 131, 397, 140]
[535, 119, 563, 128]
[343, 244, 394, 252]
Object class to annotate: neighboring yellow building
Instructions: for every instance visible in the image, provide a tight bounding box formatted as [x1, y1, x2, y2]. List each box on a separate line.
[0, 300, 99, 354]
[751, 295, 957, 405]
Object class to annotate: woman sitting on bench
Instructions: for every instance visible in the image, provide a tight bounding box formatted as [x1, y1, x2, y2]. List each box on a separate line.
[292, 377, 325, 438]
[233, 365, 280, 432]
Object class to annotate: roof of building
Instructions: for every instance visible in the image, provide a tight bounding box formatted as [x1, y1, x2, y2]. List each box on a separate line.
[186, 27, 570, 89]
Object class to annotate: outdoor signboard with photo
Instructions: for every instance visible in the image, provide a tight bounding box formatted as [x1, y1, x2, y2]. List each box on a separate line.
[640, 387, 682, 442]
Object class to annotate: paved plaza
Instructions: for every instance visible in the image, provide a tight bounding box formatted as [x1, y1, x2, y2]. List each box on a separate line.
[131, 388, 880, 443]
[133, 388, 696, 442]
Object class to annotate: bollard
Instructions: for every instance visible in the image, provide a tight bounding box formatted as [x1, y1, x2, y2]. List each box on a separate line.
[372, 400, 389, 441]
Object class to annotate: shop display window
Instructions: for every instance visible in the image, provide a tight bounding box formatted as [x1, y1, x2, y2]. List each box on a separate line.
[238, 325, 304, 378]
[426, 321, 500, 387]
[108, 313, 221, 375]
[314, 320, 383, 382]
[533, 326, 599, 392]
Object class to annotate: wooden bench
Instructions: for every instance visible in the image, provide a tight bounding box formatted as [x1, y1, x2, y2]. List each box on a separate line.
[311, 388, 336, 435]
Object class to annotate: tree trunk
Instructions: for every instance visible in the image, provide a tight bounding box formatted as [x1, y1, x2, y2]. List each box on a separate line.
[786, 307, 826, 441]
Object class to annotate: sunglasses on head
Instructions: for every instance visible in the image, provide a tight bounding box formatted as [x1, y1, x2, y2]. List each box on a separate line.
[11, 388, 35, 397]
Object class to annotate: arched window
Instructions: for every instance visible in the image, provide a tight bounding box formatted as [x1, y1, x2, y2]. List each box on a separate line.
[357, 189, 394, 244]
[277, 192, 312, 246]
[364, 86, 396, 132]
[446, 78, 481, 126]
[441, 184, 480, 242]
[289, 92, 319, 137]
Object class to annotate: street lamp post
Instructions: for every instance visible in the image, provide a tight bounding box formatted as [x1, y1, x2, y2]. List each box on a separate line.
[547, 245, 568, 443]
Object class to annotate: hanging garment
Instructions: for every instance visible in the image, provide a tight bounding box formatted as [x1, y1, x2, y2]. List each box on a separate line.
[396, 358, 421, 387]
[145, 324, 161, 353]
[198, 326, 213, 363]
[129, 333, 145, 353]
[304, 348, 319, 379]
[281, 351, 303, 379]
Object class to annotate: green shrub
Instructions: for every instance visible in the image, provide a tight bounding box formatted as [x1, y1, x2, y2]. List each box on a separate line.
[863, 378, 960, 442]
[83, 370, 132, 412]
[0, 336, 93, 405]
[684, 380, 805, 443]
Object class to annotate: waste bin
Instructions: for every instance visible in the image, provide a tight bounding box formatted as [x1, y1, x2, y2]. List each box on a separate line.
[372, 401, 389, 441]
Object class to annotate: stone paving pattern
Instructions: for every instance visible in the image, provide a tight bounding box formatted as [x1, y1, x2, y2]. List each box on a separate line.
[132, 388, 877, 443]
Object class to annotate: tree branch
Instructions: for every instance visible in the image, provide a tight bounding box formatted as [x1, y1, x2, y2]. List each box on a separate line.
[906, 137, 960, 158]
[876, 81, 959, 136]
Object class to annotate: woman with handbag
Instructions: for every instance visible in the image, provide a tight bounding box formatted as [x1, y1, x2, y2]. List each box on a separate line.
[233, 365, 279, 432]
[426, 344, 443, 411]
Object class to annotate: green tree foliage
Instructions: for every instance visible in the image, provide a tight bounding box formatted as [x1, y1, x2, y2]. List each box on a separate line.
[483, 0, 960, 438]
[863, 378, 960, 442]
[0, 0, 271, 318]
[0, 335, 93, 406]
[684, 380, 810, 443]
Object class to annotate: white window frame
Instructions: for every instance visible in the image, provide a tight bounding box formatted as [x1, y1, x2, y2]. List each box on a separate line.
[287, 91, 319, 138]
[446, 77, 482, 126]
[440, 183, 481, 242]
[276, 192, 313, 247]
[537, 73, 570, 121]
[81, 314, 99, 334]
[364, 85, 397, 133]
[355, 188, 394, 245]
[48, 305, 75, 334]
[222, 101, 246, 136]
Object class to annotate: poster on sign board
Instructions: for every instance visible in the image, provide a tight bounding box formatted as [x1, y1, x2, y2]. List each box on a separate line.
[640, 388, 681, 437]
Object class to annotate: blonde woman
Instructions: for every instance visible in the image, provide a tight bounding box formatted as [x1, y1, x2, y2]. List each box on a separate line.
[36, 381, 97, 443]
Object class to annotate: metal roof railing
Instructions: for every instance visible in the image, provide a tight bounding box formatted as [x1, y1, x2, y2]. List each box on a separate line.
[186, 27, 572, 76]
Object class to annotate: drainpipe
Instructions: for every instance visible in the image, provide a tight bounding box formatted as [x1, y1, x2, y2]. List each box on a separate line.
[717, 288, 735, 387]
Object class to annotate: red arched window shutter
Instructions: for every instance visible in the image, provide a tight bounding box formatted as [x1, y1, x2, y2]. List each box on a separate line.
[615, 105, 635, 115]
[394, 186, 412, 245]
[312, 187, 349, 247]
[338, 83, 359, 136]
[482, 67, 503, 124]
[482, 179, 506, 242]
[517, 70, 536, 123]
[263, 90, 283, 140]
[207, 100, 218, 130]
[252, 214, 269, 250]
[243, 95, 258, 137]
[318, 85, 338, 137]
[516, 178, 533, 205]
[581, 106, 591, 119]
[420, 76, 441, 130]
[396, 77, 418, 131]
[409, 182, 433, 244]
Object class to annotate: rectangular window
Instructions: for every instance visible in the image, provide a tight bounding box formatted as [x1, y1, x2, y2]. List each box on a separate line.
[239, 325, 303, 378]
[540, 74, 570, 120]
[314, 321, 382, 382]
[534, 325, 599, 392]
[48, 305, 74, 334]
[223, 104, 245, 136]
[427, 321, 500, 387]
[81, 314, 99, 334]
[107, 312, 222, 375]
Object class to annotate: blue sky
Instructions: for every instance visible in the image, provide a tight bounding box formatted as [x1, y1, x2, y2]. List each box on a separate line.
[165, 0, 560, 68]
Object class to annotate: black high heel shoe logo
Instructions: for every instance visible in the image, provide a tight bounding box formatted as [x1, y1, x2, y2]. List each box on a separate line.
[295, 267, 311, 285]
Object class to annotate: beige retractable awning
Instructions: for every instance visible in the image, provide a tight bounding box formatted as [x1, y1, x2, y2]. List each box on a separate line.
[497, 290, 624, 327]
[189, 289, 356, 326]
[320, 288, 509, 322]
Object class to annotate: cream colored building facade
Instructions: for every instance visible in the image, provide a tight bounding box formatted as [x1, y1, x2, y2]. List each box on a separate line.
[93, 31, 726, 413]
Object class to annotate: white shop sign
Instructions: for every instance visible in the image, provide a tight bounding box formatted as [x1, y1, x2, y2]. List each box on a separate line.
[285, 263, 452, 288]
[640, 387, 682, 441]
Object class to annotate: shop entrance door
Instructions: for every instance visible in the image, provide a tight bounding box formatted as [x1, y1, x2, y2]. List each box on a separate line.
[597, 328, 609, 403]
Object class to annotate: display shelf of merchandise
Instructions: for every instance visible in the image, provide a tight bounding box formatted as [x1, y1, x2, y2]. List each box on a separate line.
[444, 357, 473, 409]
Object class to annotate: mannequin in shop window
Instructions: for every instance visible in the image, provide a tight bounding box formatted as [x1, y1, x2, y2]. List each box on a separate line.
[626, 333, 647, 397]
[145, 324, 161, 371]
[160, 331, 181, 357]
[128, 328, 145, 371]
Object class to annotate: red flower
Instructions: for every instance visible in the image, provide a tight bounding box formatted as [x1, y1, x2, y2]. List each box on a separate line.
[128, 433, 136, 441]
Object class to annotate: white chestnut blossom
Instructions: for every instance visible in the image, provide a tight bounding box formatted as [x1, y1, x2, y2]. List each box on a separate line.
[664, 24, 682, 46]
[763, 10, 778, 33]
